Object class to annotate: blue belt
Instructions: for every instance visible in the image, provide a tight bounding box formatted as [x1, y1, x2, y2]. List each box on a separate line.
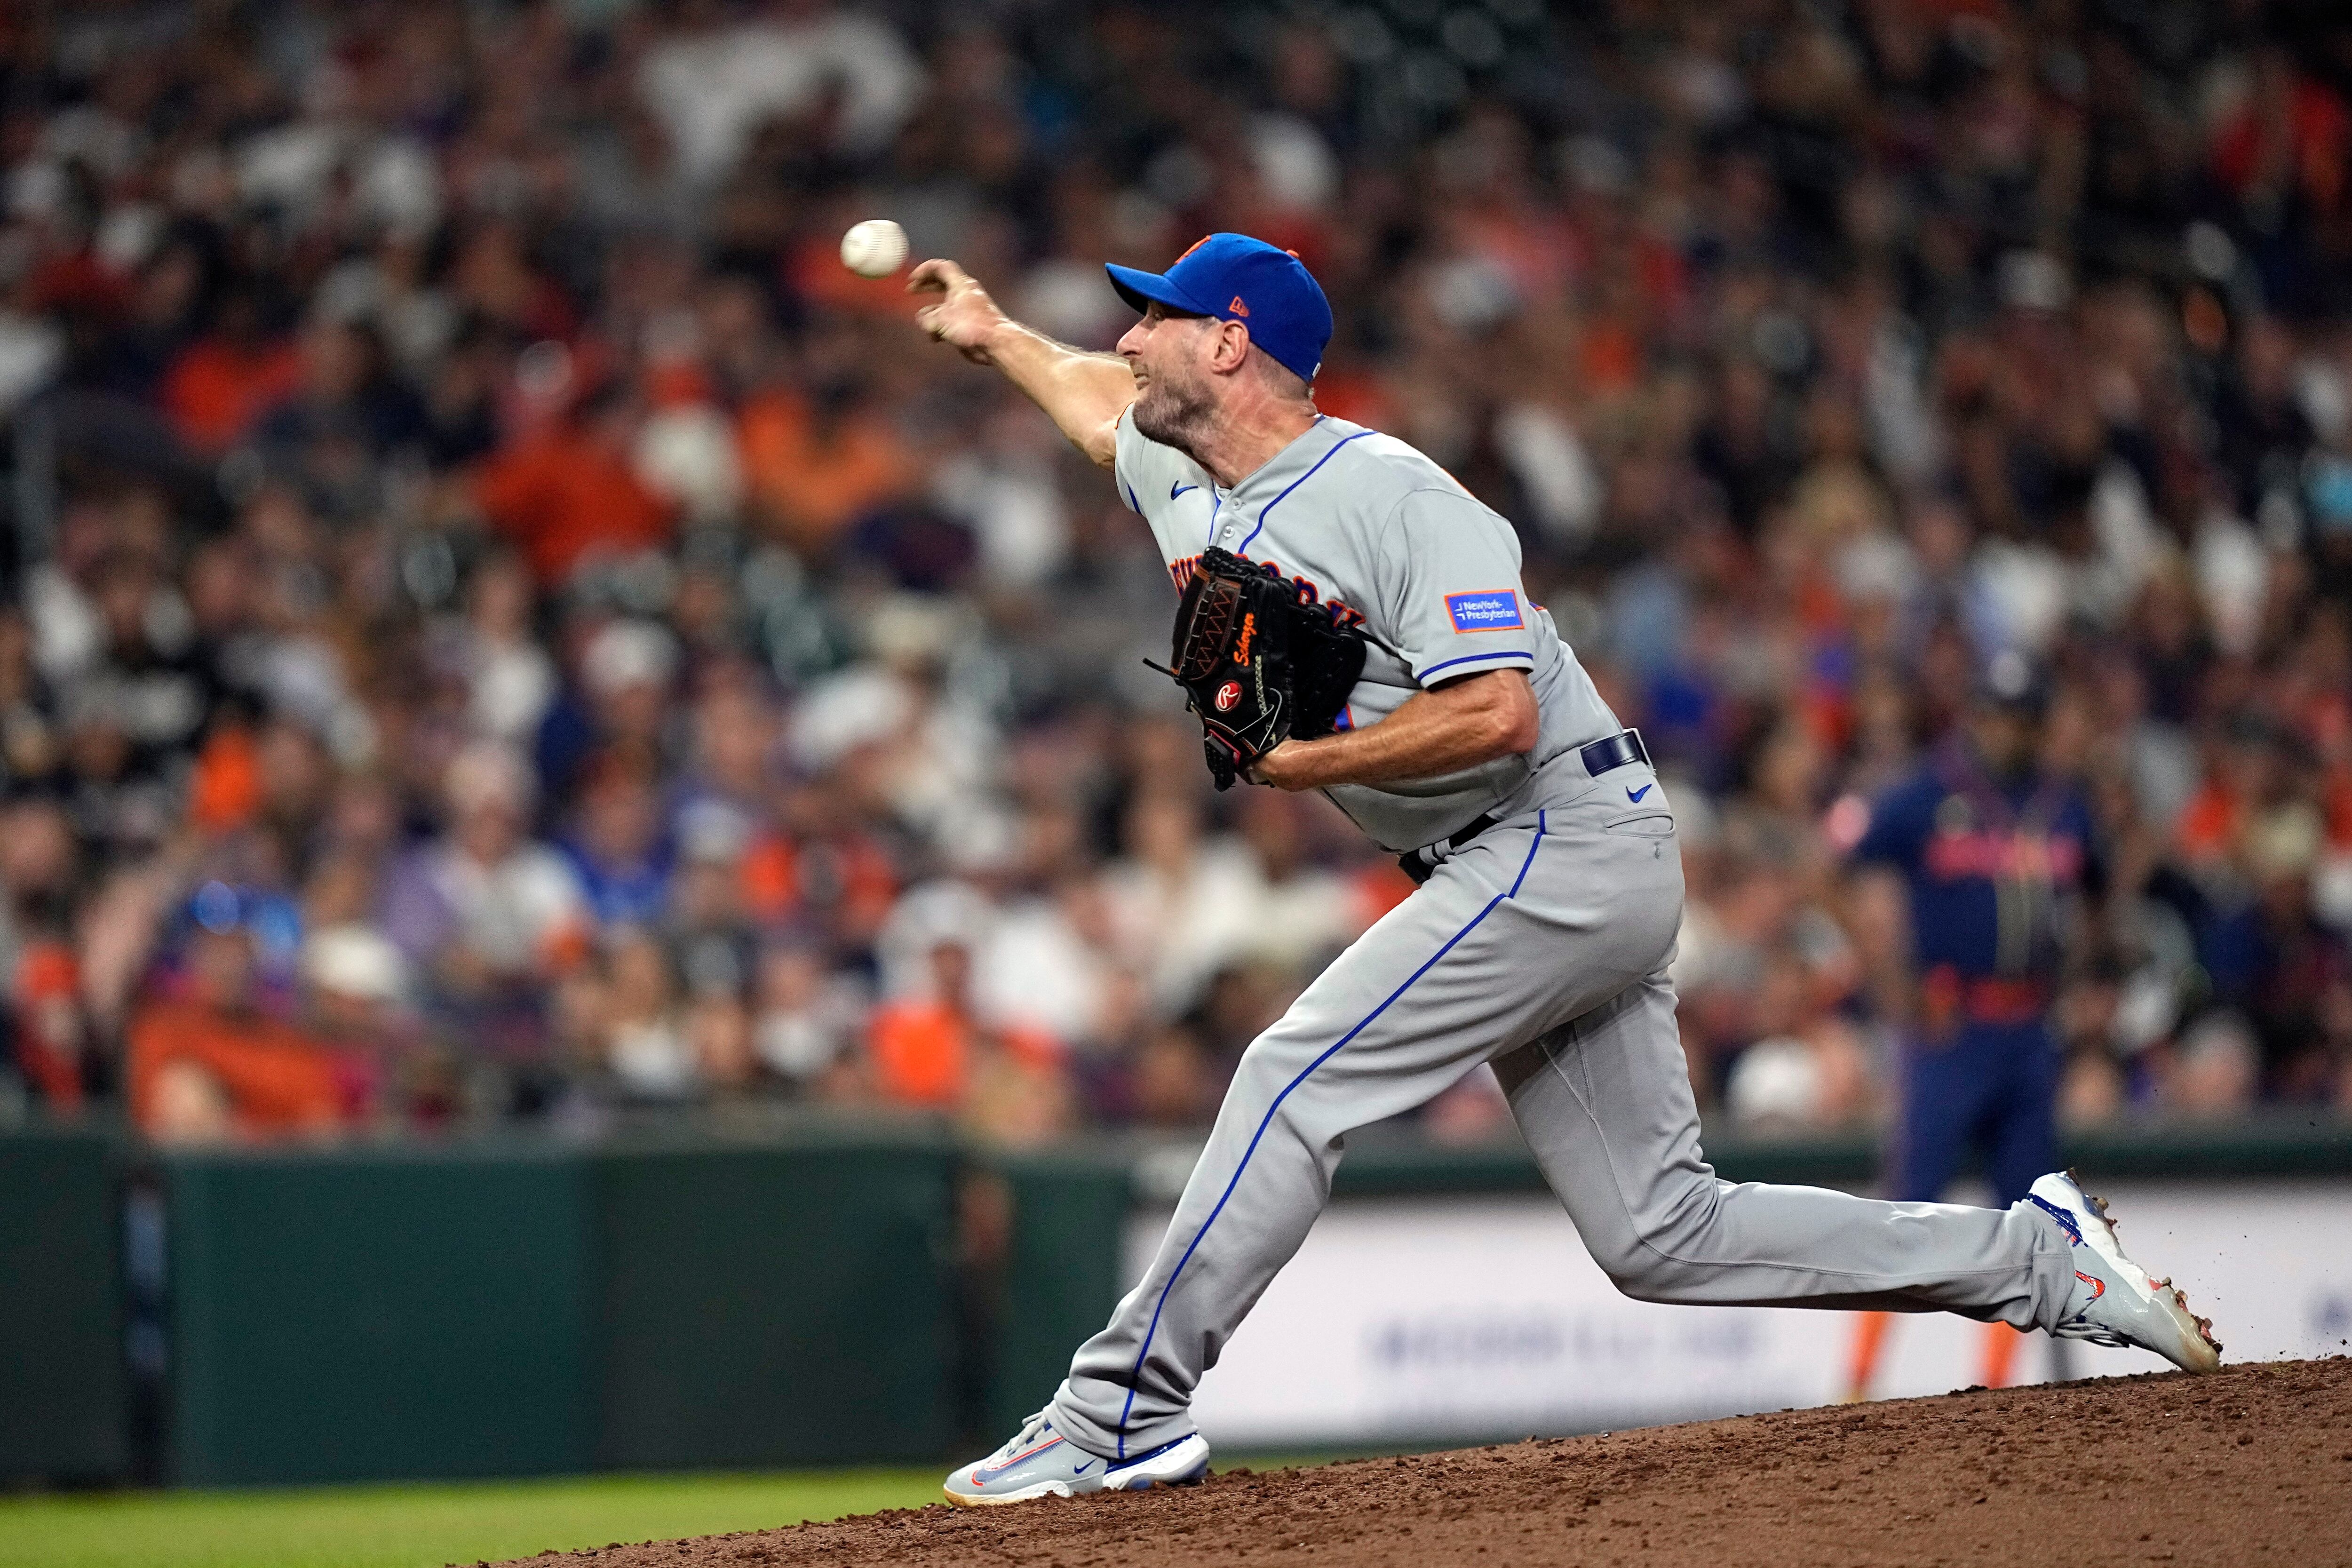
[1574, 727, 1650, 778]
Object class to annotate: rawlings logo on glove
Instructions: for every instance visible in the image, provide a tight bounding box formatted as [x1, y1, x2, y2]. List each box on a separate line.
[1147, 548, 1367, 790]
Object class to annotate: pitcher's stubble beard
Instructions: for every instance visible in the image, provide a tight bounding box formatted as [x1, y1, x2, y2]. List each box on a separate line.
[1130, 358, 1221, 470]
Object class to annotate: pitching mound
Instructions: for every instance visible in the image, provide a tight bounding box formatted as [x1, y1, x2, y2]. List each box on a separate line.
[497, 1356, 2351, 1568]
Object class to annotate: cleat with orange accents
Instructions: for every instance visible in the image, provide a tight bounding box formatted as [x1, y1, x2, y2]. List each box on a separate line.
[943, 1409, 1209, 1506]
[2025, 1170, 2223, 1374]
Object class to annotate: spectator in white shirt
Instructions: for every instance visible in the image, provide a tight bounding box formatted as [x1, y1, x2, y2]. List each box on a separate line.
[382, 741, 588, 1004]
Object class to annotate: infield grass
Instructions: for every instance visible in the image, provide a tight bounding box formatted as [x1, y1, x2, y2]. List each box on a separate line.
[0, 1468, 944, 1568]
[0, 1457, 1356, 1568]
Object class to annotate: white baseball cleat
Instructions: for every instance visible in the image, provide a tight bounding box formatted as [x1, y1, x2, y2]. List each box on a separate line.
[942, 1409, 1211, 1506]
[2026, 1169, 2222, 1374]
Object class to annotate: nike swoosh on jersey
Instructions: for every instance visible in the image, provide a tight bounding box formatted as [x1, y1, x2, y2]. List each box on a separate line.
[1171, 482, 1197, 500]
[1627, 784, 1652, 802]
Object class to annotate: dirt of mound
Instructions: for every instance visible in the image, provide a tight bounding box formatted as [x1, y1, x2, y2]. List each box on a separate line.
[493, 1357, 2352, 1568]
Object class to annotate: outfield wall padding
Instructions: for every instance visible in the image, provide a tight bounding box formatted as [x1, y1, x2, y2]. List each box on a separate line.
[0, 1123, 126, 1481]
[591, 1130, 958, 1469]
[988, 1150, 1136, 1436]
[159, 1125, 960, 1485]
[164, 1143, 596, 1485]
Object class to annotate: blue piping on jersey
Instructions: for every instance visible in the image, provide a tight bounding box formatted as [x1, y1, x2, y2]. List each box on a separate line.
[1417, 649, 1531, 683]
[1235, 426, 1370, 557]
[1123, 484, 1140, 513]
[1201, 493, 1222, 549]
[1110, 811, 1549, 1457]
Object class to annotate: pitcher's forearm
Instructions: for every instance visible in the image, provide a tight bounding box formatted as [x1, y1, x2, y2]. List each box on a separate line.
[1253, 672, 1539, 790]
[910, 258, 1135, 467]
[980, 320, 1135, 467]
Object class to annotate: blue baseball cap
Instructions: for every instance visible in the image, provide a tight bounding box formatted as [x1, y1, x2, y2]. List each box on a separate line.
[1106, 234, 1333, 386]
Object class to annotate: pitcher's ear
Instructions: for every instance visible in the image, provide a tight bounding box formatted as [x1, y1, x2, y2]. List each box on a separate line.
[1211, 317, 1254, 373]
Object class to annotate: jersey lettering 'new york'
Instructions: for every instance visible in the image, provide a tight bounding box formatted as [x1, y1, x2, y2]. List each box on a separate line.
[1114, 408, 1622, 852]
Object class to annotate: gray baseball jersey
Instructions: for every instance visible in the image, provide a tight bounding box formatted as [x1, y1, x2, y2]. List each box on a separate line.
[1113, 408, 1621, 851]
[1036, 406, 2084, 1466]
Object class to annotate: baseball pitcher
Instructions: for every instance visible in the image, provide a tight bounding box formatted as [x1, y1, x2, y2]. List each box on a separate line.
[909, 234, 2221, 1505]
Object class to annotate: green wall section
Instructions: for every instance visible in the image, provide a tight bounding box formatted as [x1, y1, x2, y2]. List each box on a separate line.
[0, 1125, 126, 1482]
[157, 1129, 961, 1485]
[988, 1151, 1136, 1435]
[164, 1146, 596, 1486]
[591, 1134, 957, 1469]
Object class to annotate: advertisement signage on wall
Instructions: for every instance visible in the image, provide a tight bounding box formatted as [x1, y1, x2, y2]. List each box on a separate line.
[1125, 1182, 2352, 1449]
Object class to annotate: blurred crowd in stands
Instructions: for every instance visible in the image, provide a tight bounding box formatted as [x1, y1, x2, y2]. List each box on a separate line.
[0, 0, 2349, 1147]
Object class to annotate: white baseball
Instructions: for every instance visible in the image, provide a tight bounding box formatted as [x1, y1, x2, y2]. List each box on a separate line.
[839, 219, 907, 279]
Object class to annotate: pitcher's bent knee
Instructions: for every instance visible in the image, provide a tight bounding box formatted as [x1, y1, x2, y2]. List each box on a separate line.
[1583, 1228, 1682, 1301]
[1210, 1029, 1335, 1142]
[1579, 1175, 1726, 1302]
[1231, 1030, 1312, 1098]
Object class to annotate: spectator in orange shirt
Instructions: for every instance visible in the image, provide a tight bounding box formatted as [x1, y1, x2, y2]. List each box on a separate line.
[866, 939, 1071, 1143]
[159, 291, 302, 454]
[737, 381, 914, 554]
[1, 799, 86, 1109]
[867, 939, 981, 1107]
[2176, 714, 2295, 880]
[474, 382, 675, 584]
[12, 937, 87, 1111]
[127, 898, 354, 1146]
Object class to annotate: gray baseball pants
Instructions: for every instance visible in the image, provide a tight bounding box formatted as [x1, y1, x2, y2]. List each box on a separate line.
[1049, 775, 2080, 1460]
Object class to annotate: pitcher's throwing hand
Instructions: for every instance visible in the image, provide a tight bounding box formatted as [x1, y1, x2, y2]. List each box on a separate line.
[908, 259, 1010, 364]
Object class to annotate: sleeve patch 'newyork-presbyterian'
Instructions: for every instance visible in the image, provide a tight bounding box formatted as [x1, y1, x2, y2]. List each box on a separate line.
[1445, 589, 1524, 633]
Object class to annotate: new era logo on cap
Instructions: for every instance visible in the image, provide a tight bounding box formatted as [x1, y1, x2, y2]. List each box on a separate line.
[1229, 296, 1249, 316]
[1446, 590, 1524, 633]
